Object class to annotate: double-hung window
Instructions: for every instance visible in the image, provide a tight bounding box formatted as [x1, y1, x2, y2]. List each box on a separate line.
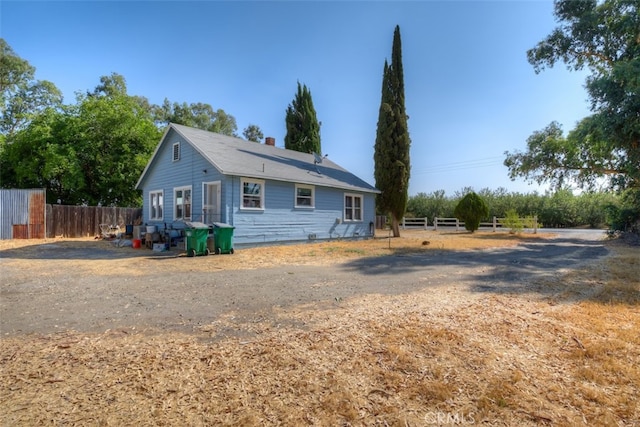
[344, 193, 363, 222]
[149, 190, 163, 220]
[295, 184, 314, 208]
[174, 186, 192, 220]
[241, 178, 264, 210]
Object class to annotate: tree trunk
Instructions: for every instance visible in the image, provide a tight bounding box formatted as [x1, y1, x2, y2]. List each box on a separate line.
[391, 214, 401, 237]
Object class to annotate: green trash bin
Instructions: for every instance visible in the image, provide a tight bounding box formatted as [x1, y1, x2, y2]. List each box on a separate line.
[213, 222, 235, 254]
[184, 222, 211, 257]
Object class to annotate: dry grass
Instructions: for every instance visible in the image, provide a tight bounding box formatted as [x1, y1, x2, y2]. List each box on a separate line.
[1, 231, 639, 425]
[0, 230, 548, 276]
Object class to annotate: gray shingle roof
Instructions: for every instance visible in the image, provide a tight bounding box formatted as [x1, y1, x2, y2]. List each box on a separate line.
[142, 123, 379, 193]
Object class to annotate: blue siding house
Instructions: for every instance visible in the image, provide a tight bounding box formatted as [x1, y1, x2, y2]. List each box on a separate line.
[135, 123, 379, 246]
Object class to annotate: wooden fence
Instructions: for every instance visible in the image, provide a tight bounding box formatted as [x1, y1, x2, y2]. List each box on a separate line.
[46, 205, 142, 238]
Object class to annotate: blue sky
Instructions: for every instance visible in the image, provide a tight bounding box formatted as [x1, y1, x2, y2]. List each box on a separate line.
[2, 1, 591, 196]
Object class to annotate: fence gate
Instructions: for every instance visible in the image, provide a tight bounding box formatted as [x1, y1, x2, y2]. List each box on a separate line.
[0, 189, 46, 239]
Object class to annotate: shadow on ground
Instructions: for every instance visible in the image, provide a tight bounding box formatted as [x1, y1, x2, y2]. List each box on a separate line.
[0, 240, 179, 261]
[340, 234, 614, 302]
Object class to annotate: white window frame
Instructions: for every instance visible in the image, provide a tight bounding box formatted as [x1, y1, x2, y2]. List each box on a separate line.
[240, 178, 264, 210]
[149, 190, 164, 221]
[294, 184, 315, 208]
[202, 180, 221, 224]
[172, 142, 180, 162]
[174, 186, 192, 220]
[344, 193, 363, 222]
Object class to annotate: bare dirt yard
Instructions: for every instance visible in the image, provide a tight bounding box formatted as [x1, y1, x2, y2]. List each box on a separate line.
[1, 229, 638, 426]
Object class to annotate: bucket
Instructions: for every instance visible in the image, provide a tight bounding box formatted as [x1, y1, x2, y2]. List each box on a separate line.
[132, 239, 142, 249]
[146, 225, 157, 234]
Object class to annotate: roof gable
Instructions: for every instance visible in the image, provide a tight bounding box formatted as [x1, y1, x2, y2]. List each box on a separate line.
[138, 123, 379, 193]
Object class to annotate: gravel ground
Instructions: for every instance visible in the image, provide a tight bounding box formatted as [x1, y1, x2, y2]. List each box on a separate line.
[0, 229, 608, 338]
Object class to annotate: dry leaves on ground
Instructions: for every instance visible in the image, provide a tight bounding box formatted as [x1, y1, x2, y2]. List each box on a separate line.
[1, 231, 638, 426]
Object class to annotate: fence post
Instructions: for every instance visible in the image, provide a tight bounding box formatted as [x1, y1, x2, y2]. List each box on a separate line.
[424, 218, 427, 230]
[434, 217, 438, 231]
[534, 215, 538, 234]
[402, 217, 406, 230]
[493, 216, 497, 232]
[455, 218, 459, 231]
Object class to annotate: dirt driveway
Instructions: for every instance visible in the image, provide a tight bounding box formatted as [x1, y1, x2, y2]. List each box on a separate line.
[0, 229, 608, 338]
[0, 231, 607, 337]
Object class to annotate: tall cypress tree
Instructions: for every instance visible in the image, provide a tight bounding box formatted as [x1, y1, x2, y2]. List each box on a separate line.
[284, 82, 321, 154]
[374, 25, 411, 237]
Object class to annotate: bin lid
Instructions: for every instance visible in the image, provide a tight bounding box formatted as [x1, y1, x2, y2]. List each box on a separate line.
[184, 221, 210, 229]
[212, 222, 235, 229]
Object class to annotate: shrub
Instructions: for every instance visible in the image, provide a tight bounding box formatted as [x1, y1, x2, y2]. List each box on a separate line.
[454, 192, 489, 233]
[501, 209, 524, 234]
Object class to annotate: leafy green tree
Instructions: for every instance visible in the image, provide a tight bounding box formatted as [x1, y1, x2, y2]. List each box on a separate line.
[505, 0, 640, 190]
[575, 191, 617, 228]
[73, 77, 160, 205]
[0, 107, 83, 200]
[454, 192, 489, 233]
[0, 38, 62, 139]
[605, 188, 640, 233]
[1, 74, 161, 205]
[406, 190, 453, 221]
[477, 187, 517, 219]
[539, 188, 578, 228]
[243, 124, 264, 142]
[284, 82, 321, 154]
[374, 25, 411, 237]
[154, 98, 238, 137]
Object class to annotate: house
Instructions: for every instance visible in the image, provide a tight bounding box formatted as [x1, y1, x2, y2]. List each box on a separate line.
[135, 123, 379, 246]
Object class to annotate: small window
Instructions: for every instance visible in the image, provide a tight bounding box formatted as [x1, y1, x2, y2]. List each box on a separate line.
[241, 178, 264, 210]
[172, 142, 180, 161]
[149, 190, 163, 220]
[344, 193, 363, 222]
[295, 184, 314, 208]
[174, 186, 192, 220]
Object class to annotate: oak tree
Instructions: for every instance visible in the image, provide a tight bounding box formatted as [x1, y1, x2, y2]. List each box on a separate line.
[504, 0, 640, 190]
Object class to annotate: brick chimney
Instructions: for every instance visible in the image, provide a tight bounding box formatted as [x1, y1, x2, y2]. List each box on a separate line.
[265, 137, 275, 146]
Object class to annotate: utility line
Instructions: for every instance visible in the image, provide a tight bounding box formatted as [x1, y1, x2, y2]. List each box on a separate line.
[412, 156, 504, 175]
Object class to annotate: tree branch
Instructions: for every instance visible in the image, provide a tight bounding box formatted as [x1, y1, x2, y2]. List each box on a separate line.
[568, 48, 615, 68]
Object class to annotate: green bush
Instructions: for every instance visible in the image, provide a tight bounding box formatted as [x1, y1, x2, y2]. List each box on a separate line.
[501, 209, 524, 234]
[454, 192, 489, 233]
[605, 189, 640, 234]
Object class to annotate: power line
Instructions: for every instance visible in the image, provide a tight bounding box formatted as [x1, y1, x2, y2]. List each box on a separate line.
[412, 156, 504, 175]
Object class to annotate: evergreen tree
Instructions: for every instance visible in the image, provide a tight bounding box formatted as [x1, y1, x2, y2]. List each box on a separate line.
[284, 82, 321, 154]
[454, 192, 489, 233]
[374, 25, 411, 237]
[243, 124, 263, 143]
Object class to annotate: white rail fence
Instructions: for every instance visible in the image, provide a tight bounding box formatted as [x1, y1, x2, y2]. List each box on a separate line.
[401, 217, 429, 229]
[401, 216, 538, 233]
